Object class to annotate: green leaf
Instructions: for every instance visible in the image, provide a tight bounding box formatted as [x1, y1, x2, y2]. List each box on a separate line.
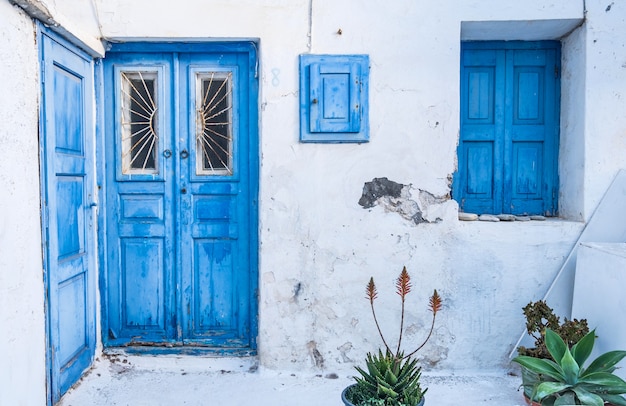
[384, 367, 398, 386]
[377, 385, 399, 399]
[559, 348, 580, 385]
[602, 394, 626, 406]
[536, 382, 571, 399]
[513, 356, 564, 382]
[583, 350, 626, 376]
[553, 392, 575, 405]
[572, 387, 604, 406]
[570, 329, 595, 367]
[545, 328, 567, 365]
[579, 371, 626, 392]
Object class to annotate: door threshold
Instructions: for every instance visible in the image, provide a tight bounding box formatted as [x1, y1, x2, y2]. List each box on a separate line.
[100, 349, 260, 374]
[104, 346, 257, 357]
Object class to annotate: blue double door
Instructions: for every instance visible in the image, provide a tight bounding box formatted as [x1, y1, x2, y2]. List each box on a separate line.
[102, 44, 258, 350]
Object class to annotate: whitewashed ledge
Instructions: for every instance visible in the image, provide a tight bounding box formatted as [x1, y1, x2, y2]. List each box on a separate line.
[458, 212, 547, 222]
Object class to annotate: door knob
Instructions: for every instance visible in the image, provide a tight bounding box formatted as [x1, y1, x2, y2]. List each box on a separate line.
[180, 150, 189, 159]
[163, 149, 172, 158]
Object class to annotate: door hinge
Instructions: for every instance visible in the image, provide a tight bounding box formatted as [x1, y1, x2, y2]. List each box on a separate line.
[41, 62, 45, 83]
[554, 65, 560, 78]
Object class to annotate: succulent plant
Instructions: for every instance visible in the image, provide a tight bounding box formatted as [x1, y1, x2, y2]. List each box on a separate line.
[518, 300, 589, 360]
[513, 328, 626, 406]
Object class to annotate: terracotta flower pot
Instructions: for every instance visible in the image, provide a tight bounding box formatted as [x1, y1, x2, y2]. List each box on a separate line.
[523, 394, 617, 406]
[342, 384, 425, 406]
[523, 394, 540, 406]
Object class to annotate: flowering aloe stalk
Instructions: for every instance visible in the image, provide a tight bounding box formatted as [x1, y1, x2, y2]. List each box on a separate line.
[366, 266, 442, 360]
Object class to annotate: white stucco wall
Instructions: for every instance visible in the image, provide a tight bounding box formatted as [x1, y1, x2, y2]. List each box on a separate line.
[583, 0, 626, 220]
[4, 0, 626, 397]
[90, 0, 593, 373]
[10, 0, 105, 56]
[0, 2, 47, 405]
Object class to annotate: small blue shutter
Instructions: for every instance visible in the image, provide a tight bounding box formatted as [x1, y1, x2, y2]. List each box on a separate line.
[299, 54, 369, 143]
[309, 62, 361, 133]
[454, 41, 560, 216]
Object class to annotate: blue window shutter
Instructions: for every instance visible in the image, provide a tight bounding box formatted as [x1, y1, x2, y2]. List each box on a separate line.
[505, 47, 559, 215]
[455, 47, 505, 214]
[299, 54, 369, 143]
[309, 62, 361, 133]
[454, 41, 559, 216]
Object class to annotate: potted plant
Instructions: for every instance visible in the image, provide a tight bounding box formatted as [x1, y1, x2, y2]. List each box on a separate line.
[513, 328, 626, 406]
[341, 266, 442, 406]
[517, 300, 590, 400]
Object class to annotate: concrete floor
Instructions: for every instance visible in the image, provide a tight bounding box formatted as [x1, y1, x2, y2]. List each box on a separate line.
[58, 354, 529, 406]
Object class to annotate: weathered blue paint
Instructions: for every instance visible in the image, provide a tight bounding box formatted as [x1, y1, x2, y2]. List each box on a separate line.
[454, 41, 560, 216]
[101, 43, 258, 353]
[39, 27, 96, 404]
[300, 54, 369, 143]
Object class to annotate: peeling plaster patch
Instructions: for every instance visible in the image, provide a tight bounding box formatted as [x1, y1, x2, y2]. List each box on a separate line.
[358, 177, 403, 208]
[422, 343, 449, 367]
[337, 342, 353, 363]
[358, 177, 449, 224]
[606, 2, 614, 12]
[307, 341, 325, 368]
[403, 324, 451, 368]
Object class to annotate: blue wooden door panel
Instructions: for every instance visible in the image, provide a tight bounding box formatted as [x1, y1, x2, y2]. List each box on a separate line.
[455, 41, 559, 215]
[192, 241, 237, 334]
[121, 238, 166, 328]
[40, 29, 96, 404]
[103, 53, 177, 345]
[179, 51, 252, 346]
[103, 44, 258, 352]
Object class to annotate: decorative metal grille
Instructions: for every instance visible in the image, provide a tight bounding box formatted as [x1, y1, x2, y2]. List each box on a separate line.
[196, 72, 233, 175]
[120, 71, 159, 174]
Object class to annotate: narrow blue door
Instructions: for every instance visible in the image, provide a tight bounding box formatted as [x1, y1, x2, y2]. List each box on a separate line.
[455, 42, 560, 215]
[40, 29, 96, 403]
[102, 43, 258, 352]
[178, 52, 255, 346]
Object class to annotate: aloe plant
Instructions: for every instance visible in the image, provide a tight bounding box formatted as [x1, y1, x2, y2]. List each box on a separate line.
[348, 349, 424, 406]
[346, 267, 442, 406]
[513, 328, 626, 406]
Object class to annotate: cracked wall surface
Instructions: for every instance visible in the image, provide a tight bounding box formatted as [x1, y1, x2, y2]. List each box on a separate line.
[359, 177, 449, 224]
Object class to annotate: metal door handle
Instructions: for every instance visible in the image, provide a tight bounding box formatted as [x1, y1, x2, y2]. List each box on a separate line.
[163, 149, 172, 158]
[180, 150, 189, 159]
